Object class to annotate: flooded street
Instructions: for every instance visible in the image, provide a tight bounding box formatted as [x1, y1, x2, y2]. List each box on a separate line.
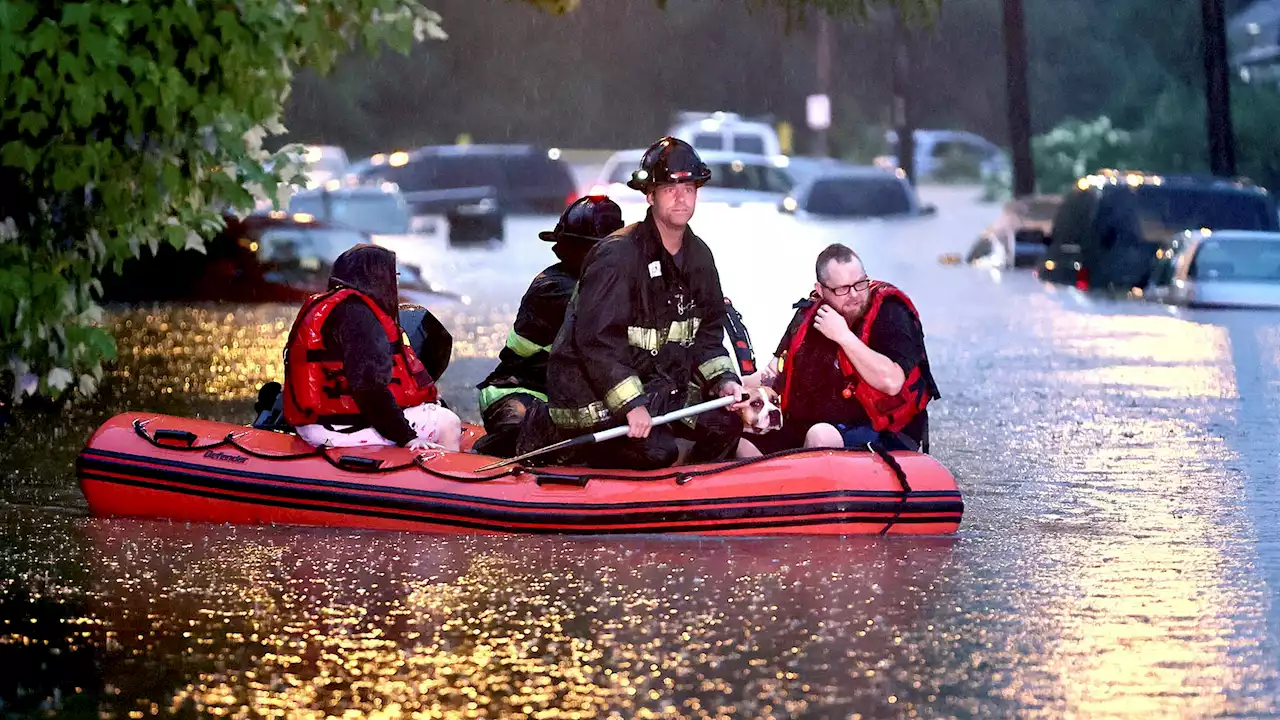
[2, 186, 1279, 717]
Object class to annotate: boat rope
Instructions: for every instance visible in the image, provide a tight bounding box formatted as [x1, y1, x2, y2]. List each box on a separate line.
[132, 420, 523, 482]
[867, 439, 912, 536]
[131, 420, 918, 495]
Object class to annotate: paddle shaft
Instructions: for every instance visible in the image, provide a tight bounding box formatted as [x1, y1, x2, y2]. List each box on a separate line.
[475, 395, 737, 471]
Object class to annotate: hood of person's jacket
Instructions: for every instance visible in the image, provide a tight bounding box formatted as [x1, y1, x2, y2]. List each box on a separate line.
[328, 243, 399, 315]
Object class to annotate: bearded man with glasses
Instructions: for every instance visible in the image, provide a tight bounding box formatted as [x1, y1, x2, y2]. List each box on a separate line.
[750, 243, 941, 453]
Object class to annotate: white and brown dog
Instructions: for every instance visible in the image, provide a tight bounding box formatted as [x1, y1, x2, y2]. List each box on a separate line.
[736, 386, 783, 435]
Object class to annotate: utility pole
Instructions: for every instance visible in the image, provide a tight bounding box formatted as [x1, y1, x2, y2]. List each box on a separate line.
[813, 13, 832, 157]
[890, 10, 916, 185]
[1201, 0, 1237, 177]
[1002, 0, 1035, 197]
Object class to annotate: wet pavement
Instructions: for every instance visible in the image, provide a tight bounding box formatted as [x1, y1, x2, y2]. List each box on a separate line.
[2, 186, 1279, 717]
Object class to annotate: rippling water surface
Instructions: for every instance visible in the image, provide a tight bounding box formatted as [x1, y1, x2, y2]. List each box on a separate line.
[1, 188, 1278, 718]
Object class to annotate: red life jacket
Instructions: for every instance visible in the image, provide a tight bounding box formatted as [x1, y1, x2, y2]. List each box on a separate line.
[777, 281, 932, 433]
[282, 288, 438, 427]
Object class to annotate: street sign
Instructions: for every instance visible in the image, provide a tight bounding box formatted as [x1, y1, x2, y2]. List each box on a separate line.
[806, 94, 831, 131]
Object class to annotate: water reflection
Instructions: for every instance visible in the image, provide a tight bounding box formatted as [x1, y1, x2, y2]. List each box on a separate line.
[4, 189, 1280, 715]
[108, 302, 514, 404]
[953, 302, 1280, 717]
[21, 520, 955, 718]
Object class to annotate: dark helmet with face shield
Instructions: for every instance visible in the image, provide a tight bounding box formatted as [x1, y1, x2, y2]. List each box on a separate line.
[627, 137, 712, 192]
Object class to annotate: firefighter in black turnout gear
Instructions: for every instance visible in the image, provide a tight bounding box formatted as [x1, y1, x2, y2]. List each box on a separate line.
[544, 137, 748, 470]
[472, 196, 624, 457]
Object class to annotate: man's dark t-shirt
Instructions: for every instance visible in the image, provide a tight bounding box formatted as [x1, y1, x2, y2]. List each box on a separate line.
[775, 299, 933, 443]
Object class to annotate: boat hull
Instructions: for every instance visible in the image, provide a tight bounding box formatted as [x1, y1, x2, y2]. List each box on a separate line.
[77, 413, 964, 536]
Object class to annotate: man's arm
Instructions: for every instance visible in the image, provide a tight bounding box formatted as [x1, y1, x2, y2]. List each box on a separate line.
[834, 334, 905, 395]
[812, 303, 917, 396]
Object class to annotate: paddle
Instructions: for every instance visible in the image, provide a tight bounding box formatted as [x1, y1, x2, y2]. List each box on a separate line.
[473, 394, 739, 472]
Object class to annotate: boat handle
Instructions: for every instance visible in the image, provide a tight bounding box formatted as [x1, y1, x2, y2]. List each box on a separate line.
[533, 473, 590, 488]
[336, 455, 384, 471]
[154, 429, 197, 447]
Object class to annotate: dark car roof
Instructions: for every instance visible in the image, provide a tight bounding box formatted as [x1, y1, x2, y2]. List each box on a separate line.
[1084, 169, 1271, 196]
[797, 165, 904, 182]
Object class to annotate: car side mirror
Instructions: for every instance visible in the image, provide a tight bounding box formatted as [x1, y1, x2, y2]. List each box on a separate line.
[919, 203, 938, 216]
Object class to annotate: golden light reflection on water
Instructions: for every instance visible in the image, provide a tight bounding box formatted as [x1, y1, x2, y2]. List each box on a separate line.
[1018, 311, 1273, 717]
[1040, 312, 1238, 400]
[45, 527, 956, 719]
[1040, 312, 1232, 365]
[105, 302, 514, 402]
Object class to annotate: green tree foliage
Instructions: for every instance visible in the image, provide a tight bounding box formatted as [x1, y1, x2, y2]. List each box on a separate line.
[1137, 81, 1280, 193]
[1032, 117, 1136, 194]
[1, 0, 942, 403]
[0, 0, 443, 401]
[1001, 81, 1280, 197]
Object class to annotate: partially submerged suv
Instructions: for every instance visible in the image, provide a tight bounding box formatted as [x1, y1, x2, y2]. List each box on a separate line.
[355, 144, 578, 244]
[1038, 170, 1279, 291]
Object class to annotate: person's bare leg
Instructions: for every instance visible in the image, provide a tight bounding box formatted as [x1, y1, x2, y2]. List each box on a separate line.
[735, 437, 762, 458]
[436, 409, 463, 452]
[804, 423, 843, 448]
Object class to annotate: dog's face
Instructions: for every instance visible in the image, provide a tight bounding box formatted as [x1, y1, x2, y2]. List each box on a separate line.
[739, 386, 783, 435]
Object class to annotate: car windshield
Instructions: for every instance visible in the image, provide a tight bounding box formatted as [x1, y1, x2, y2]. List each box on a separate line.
[257, 227, 368, 270]
[704, 162, 793, 194]
[288, 194, 411, 235]
[806, 177, 913, 217]
[1136, 186, 1276, 232]
[692, 133, 724, 151]
[607, 159, 642, 185]
[732, 135, 766, 155]
[1190, 238, 1280, 283]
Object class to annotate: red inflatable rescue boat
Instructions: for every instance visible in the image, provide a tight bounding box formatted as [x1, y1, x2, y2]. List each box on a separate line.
[77, 413, 963, 535]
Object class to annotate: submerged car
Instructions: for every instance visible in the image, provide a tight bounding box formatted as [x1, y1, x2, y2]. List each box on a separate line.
[286, 184, 412, 237]
[1039, 170, 1278, 291]
[100, 214, 463, 306]
[967, 194, 1062, 269]
[779, 166, 937, 220]
[1149, 229, 1280, 308]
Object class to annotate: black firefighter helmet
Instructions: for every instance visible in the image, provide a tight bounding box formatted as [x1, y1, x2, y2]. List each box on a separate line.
[627, 137, 712, 192]
[538, 195, 624, 243]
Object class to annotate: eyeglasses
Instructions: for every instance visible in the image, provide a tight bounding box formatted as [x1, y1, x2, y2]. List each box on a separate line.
[821, 277, 870, 296]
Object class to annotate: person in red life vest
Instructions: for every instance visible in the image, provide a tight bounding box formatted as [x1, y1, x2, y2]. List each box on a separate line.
[750, 243, 941, 453]
[282, 244, 462, 451]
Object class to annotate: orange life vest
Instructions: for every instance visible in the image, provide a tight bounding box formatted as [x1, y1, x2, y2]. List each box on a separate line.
[777, 282, 932, 433]
[282, 288, 438, 426]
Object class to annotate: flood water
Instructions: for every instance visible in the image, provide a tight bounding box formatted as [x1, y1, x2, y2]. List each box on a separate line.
[1, 186, 1278, 717]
